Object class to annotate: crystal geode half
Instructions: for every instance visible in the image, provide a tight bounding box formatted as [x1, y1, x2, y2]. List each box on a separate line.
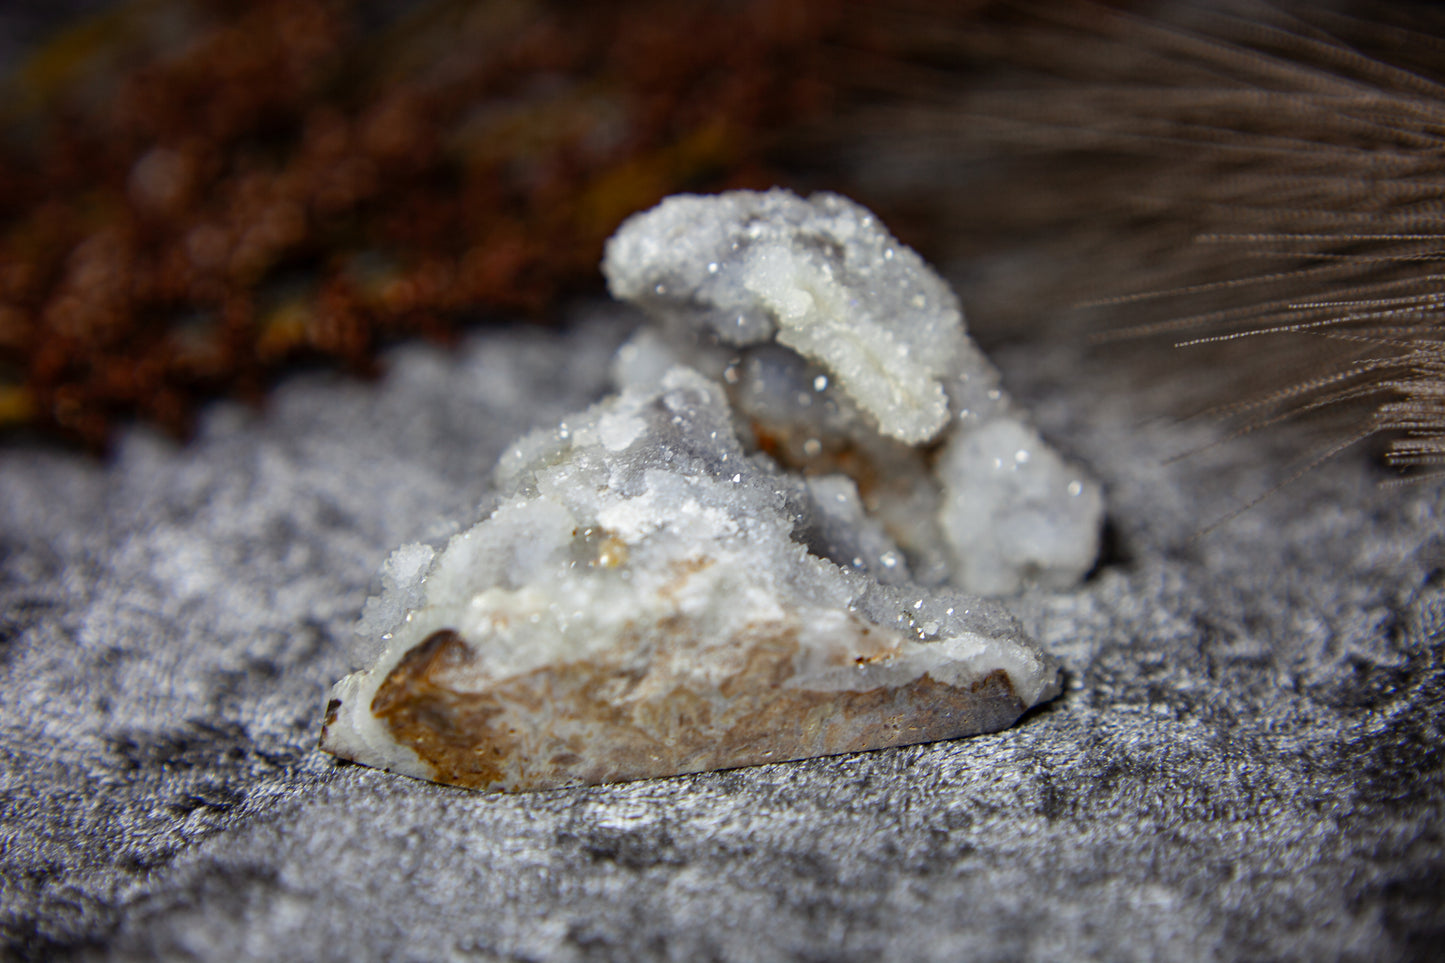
[320, 189, 1102, 792]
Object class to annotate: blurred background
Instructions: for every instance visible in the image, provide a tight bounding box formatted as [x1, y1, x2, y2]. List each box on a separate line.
[4, 0, 1444, 477]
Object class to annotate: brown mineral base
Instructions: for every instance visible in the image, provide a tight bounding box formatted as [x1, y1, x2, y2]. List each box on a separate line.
[324, 629, 1026, 792]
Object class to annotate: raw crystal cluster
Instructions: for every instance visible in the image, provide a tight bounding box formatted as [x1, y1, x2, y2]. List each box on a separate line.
[320, 190, 1102, 792]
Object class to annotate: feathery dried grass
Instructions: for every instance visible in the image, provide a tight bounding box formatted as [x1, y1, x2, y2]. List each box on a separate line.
[831, 0, 1445, 478]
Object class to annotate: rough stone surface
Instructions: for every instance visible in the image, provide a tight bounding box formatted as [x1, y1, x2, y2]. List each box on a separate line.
[2, 312, 1442, 961]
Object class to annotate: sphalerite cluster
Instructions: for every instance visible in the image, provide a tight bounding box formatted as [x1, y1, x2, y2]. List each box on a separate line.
[320, 189, 1103, 792]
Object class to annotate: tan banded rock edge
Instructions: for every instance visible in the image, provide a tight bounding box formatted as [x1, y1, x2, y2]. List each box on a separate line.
[320, 190, 1101, 792]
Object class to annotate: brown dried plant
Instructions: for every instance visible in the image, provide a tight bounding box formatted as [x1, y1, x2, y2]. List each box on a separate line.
[0, 0, 842, 446]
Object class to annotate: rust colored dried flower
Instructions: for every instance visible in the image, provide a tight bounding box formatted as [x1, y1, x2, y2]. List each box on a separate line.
[0, 0, 845, 447]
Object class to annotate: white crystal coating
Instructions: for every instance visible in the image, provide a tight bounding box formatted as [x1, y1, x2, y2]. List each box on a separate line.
[603, 189, 1103, 595]
[604, 190, 963, 445]
[353, 542, 435, 662]
[939, 419, 1107, 595]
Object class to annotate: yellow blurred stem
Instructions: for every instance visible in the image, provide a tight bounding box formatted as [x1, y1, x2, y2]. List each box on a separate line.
[255, 299, 312, 362]
[0, 385, 36, 426]
[574, 120, 741, 240]
[1, 0, 183, 124]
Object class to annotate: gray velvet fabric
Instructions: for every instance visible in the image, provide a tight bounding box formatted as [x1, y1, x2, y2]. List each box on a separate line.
[2, 309, 1442, 962]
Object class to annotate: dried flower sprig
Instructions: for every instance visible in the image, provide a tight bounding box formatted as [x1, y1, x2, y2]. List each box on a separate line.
[0, 0, 842, 446]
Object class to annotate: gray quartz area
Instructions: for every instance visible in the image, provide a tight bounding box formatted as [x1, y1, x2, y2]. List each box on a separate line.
[2, 305, 1442, 962]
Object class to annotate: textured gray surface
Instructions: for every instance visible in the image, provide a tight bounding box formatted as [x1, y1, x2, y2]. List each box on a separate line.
[2, 305, 1442, 962]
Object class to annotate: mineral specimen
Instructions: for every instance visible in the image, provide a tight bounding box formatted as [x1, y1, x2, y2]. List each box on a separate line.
[320, 189, 1101, 792]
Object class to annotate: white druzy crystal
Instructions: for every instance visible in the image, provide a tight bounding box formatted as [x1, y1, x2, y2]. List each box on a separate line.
[603, 189, 1103, 595]
[604, 190, 962, 445]
[321, 189, 1102, 792]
